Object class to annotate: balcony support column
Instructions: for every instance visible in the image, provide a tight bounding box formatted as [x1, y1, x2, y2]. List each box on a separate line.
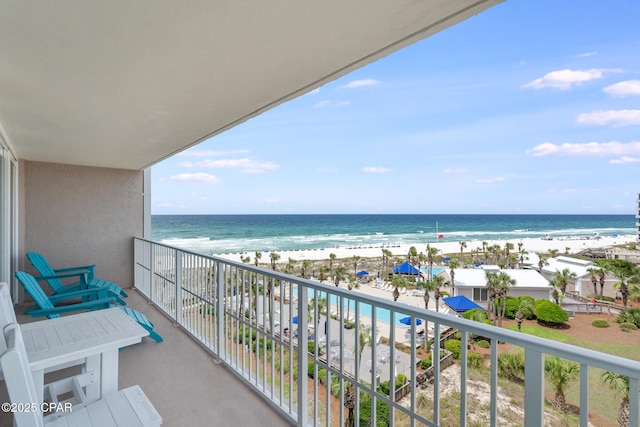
[524, 347, 544, 427]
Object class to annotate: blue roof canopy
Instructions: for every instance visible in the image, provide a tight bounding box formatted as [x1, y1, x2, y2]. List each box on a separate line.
[442, 295, 483, 312]
[393, 261, 420, 275]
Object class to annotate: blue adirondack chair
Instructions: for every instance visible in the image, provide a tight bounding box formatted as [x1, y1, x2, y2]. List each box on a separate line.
[27, 252, 128, 305]
[16, 271, 163, 343]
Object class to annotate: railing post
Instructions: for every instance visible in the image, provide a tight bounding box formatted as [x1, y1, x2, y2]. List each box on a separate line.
[149, 243, 155, 303]
[175, 253, 182, 324]
[524, 348, 544, 426]
[296, 284, 308, 427]
[215, 261, 226, 360]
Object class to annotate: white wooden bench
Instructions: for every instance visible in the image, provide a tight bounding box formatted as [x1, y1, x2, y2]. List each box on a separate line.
[1, 323, 162, 426]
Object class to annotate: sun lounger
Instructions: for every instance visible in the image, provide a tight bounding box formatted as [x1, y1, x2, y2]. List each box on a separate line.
[27, 252, 128, 305]
[16, 271, 163, 343]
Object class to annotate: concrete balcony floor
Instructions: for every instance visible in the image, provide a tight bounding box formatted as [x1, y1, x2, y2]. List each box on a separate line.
[2, 290, 293, 427]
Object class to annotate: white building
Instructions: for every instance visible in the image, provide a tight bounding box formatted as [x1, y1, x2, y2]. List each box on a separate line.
[450, 268, 552, 304]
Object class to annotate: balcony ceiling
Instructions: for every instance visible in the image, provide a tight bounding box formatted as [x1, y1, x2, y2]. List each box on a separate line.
[0, 1, 502, 170]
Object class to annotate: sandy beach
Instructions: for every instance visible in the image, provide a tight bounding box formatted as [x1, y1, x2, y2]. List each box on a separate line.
[218, 235, 636, 264]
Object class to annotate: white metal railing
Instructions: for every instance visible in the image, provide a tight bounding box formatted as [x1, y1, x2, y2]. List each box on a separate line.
[134, 238, 640, 427]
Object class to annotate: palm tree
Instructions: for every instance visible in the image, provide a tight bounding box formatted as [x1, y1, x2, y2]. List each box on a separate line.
[426, 244, 438, 281]
[381, 249, 392, 283]
[482, 241, 489, 262]
[587, 267, 599, 297]
[422, 280, 435, 349]
[538, 255, 548, 273]
[318, 265, 330, 283]
[301, 259, 312, 279]
[554, 268, 577, 295]
[334, 266, 347, 287]
[515, 298, 534, 332]
[459, 241, 467, 260]
[269, 252, 280, 271]
[612, 271, 631, 310]
[431, 275, 447, 312]
[601, 371, 631, 427]
[352, 255, 361, 278]
[285, 258, 296, 275]
[486, 271, 515, 327]
[391, 275, 406, 302]
[549, 248, 559, 258]
[329, 253, 336, 275]
[598, 267, 607, 299]
[504, 242, 514, 268]
[254, 251, 262, 267]
[448, 258, 460, 296]
[518, 244, 528, 269]
[545, 356, 579, 413]
[549, 278, 562, 304]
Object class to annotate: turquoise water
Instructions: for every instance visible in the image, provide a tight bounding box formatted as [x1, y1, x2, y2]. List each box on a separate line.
[151, 214, 635, 255]
[324, 293, 418, 326]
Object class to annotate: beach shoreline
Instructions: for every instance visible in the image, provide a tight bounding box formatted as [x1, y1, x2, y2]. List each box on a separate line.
[217, 235, 636, 264]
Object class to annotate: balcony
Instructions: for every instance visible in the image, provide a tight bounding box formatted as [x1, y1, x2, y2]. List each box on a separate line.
[4, 238, 639, 426]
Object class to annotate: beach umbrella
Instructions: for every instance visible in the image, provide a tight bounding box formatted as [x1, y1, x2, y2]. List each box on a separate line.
[399, 316, 422, 326]
[292, 316, 298, 324]
[357, 270, 369, 276]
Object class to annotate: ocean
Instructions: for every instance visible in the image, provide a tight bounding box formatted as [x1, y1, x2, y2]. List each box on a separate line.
[150, 214, 636, 255]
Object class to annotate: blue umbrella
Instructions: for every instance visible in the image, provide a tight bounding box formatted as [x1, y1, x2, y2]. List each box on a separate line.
[399, 316, 422, 326]
[357, 270, 369, 276]
[292, 316, 298, 324]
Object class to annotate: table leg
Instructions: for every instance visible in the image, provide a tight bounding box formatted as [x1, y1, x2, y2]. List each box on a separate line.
[100, 349, 119, 397]
[84, 354, 101, 401]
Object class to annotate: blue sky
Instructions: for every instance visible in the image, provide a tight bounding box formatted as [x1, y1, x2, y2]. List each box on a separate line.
[151, 0, 640, 215]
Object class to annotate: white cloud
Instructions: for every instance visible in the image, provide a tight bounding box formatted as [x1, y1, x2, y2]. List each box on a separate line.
[526, 141, 640, 156]
[178, 161, 193, 167]
[576, 110, 640, 127]
[313, 100, 350, 108]
[603, 80, 640, 97]
[362, 166, 391, 173]
[178, 149, 250, 157]
[522, 68, 622, 90]
[342, 79, 380, 89]
[169, 173, 221, 184]
[264, 198, 279, 203]
[443, 168, 467, 174]
[306, 88, 320, 95]
[609, 156, 640, 164]
[198, 158, 280, 174]
[576, 51, 598, 58]
[475, 177, 504, 184]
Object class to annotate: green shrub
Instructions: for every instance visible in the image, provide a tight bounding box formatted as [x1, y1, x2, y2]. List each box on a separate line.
[517, 296, 537, 319]
[419, 357, 432, 370]
[503, 296, 520, 319]
[308, 341, 317, 354]
[359, 397, 390, 427]
[617, 308, 640, 328]
[498, 352, 525, 380]
[308, 361, 316, 378]
[535, 299, 569, 325]
[396, 373, 408, 389]
[475, 339, 490, 348]
[317, 368, 327, 385]
[591, 319, 610, 328]
[619, 322, 638, 331]
[467, 351, 483, 368]
[377, 380, 390, 396]
[463, 308, 488, 322]
[445, 339, 462, 360]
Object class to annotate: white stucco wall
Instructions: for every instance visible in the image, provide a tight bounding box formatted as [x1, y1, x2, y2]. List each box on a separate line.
[20, 161, 143, 291]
